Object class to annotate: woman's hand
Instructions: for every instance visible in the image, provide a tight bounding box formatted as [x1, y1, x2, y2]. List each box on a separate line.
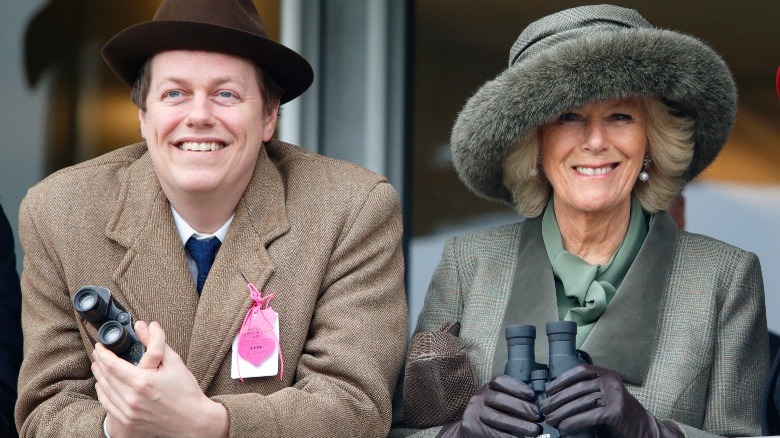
[437, 374, 541, 437]
[539, 364, 683, 438]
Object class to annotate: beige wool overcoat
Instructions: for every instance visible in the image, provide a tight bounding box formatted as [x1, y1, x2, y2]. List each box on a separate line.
[394, 213, 768, 438]
[15, 140, 408, 437]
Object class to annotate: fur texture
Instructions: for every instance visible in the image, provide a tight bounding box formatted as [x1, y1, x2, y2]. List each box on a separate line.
[451, 6, 736, 205]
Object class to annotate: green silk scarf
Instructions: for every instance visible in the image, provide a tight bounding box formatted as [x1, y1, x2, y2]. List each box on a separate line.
[542, 195, 649, 347]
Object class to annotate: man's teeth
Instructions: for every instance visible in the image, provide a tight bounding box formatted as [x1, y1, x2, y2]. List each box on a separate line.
[178, 142, 223, 151]
[575, 165, 614, 176]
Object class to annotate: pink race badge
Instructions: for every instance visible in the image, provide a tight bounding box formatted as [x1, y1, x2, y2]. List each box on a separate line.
[237, 308, 277, 367]
[234, 277, 284, 382]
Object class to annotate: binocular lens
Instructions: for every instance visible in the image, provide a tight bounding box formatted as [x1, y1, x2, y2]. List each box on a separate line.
[103, 325, 122, 344]
[76, 293, 97, 310]
[98, 321, 130, 353]
[546, 320, 577, 335]
[546, 320, 577, 342]
[73, 288, 109, 323]
[505, 324, 536, 345]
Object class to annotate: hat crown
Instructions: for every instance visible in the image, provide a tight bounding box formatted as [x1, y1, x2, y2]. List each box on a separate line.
[102, 0, 314, 103]
[510, 4, 651, 66]
[153, 0, 268, 37]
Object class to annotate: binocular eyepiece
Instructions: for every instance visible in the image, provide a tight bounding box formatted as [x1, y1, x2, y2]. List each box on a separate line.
[73, 286, 144, 365]
[505, 321, 595, 438]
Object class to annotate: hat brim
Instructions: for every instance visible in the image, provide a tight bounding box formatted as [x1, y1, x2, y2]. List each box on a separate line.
[101, 20, 313, 104]
[451, 28, 736, 204]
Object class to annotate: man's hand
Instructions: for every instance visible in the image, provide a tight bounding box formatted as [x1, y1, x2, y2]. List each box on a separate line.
[92, 321, 230, 438]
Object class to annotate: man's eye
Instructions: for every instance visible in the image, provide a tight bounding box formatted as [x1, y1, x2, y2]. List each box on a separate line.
[164, 90, 181, 99]
[219, 91, 236, 99]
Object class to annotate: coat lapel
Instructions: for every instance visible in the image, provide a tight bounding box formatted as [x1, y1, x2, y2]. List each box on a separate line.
[491, 216, 559, 377]
[581, 212, 678, 385]
[185, 145, 290, 391]
[105, 148, 199, 361]
[103, 144, 290, 391]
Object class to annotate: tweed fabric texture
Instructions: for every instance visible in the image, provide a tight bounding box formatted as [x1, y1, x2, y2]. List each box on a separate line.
[402, 322, 476, 427]
[451, 4, 737, 204]
[391, 219, 767, 438]
[16, 140, 407, 437]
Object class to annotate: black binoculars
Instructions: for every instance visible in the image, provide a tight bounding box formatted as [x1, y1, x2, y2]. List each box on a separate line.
[73, 286, 144, 365]
[505, 320, 595, 438]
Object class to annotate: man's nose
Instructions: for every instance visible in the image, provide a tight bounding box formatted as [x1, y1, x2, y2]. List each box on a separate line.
[185, 94, 216, 127]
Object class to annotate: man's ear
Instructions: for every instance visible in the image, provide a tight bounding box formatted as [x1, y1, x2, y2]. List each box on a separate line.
[262, 101, 280, 142]
[138, 109, 147, 139]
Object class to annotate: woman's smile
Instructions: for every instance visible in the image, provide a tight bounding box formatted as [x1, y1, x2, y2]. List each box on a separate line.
[573, 163, 617, 177]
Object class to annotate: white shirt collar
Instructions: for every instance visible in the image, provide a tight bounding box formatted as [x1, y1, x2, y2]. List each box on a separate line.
[170, 206, 233, 244]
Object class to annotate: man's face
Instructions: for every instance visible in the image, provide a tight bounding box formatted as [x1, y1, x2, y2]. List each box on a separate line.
[139, 50, 278, 200]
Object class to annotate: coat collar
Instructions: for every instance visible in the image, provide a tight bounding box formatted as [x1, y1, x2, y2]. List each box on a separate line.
[104, 142, 289, 389]
[491, 215, 558, 377]
[581, 211, 678, 384]
[492, 211, 678, 385]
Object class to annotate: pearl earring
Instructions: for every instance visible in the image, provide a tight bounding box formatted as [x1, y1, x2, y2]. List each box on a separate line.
[639, 156, 651, 183]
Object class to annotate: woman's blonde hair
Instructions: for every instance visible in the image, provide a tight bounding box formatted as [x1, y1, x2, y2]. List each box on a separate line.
[502, 97, 695, 217]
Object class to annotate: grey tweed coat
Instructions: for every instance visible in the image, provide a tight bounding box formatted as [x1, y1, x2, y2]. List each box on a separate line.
[15, 140, 407, 437]
[394, 212, 768, 438]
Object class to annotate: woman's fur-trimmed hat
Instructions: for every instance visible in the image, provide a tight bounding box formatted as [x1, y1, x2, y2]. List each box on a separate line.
[101, 0, 313, 104]
[451, 4, 737, 205]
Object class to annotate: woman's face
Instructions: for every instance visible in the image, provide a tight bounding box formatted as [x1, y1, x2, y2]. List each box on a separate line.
[540, 98, 647, 217]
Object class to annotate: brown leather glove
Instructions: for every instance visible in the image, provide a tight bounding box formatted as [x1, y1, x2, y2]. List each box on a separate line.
[403, 321, 476, 428]
[437, 374, 542, 438]
[539, 364, 684, 438]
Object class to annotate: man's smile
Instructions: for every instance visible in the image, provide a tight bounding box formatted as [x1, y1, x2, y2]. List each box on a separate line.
[176, 141, 226, 152]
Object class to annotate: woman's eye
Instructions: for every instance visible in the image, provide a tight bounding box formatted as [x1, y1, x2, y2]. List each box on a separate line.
[557, 112, 580, 122]
[610, 113, 635, 122]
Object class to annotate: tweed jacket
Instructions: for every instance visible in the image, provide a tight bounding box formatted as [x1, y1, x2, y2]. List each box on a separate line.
[15, 140, 408, 437]
[393, 212, 768, 438]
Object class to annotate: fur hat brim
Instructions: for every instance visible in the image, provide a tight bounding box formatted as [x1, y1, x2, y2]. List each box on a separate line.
[451, 27, 736, 205]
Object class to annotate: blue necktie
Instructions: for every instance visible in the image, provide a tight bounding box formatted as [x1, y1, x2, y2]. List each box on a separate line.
[185, 236, 221, 294]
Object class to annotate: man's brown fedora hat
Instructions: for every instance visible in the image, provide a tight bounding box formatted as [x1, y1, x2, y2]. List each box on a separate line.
[101, 0, 313, 104]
